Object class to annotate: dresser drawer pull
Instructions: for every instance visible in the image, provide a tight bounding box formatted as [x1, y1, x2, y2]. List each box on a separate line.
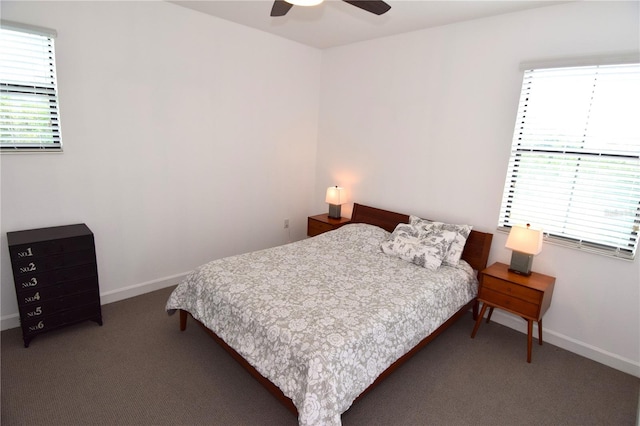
[20, 277, 39, 289]
[18, 262, 37, 274]
[28, 321, 45, 332]
[25, 306, 43, 318]
[23, 292, 41, 304]
[16, 247, 34, 258]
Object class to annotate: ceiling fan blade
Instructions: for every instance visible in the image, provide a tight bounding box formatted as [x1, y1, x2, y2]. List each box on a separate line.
[271, 0, 294, 17]
[342, 0, 391, 15]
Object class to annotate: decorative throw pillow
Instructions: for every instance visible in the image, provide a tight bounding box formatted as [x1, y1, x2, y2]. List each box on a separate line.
[381, 222, 457, 271]
[410, 215, 473, 266]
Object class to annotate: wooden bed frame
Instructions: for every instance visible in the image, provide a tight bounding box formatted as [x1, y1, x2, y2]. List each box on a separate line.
[177, 203, 493, 417]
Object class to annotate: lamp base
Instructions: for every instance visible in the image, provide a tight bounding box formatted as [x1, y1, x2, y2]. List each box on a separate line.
[328, 204, 341, 219]
[508, 251, 534, 276]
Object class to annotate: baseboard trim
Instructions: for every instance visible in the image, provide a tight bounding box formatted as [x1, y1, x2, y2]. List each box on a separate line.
[98, 271, 188, 305]
[488, 309, 640, 378]
[0, 272, 189, 332]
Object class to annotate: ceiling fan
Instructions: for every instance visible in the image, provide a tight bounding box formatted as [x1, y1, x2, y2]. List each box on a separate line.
[270, 0, 391, 17]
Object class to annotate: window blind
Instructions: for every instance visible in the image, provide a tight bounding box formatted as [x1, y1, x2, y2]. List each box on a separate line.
[499, 63, 640, 259]
[1, 23, 62, 152]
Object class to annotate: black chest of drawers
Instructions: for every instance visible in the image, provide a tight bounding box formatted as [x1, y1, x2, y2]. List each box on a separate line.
[7, 223, 103, 347]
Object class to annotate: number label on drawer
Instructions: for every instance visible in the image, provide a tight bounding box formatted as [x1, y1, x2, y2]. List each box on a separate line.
[26, 306, 43, 317]
[19, 262, 37, 274]
[28, 321, 45, 332]
[21, 277, 38, 289]
[17, 247, 34, 258]
[24, 292, 40, 304]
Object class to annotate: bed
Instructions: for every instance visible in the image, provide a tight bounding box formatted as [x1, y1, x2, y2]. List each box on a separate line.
[166, 203, 492, 425]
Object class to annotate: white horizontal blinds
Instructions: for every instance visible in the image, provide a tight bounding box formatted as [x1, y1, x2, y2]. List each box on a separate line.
[0, 25, 62, 151]
[499, 63, 640, 259]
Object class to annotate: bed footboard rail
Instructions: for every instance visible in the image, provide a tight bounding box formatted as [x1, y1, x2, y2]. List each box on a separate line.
[178, 309, 298, 415]
[175, 299, 477, 420]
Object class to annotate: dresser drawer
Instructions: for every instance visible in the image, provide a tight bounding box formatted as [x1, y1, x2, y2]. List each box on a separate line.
[481, 288, 540, 319]
[12, 249, 96, 276]
[14, 263, 97, 292]
[8, 224, 102, 347]
[9, 235, 94, 262]
[481, 275, 540, 304]
[17, 276, 99, 306]
[21, 303, 101, 338]
[18, 290, 99, 320]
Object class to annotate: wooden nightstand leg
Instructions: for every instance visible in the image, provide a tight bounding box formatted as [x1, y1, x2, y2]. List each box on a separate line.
[538, 319, 543, 345]
[471, 303, 489, 338]
[527, 320, 533, 363]
[486, 307, 494, 323]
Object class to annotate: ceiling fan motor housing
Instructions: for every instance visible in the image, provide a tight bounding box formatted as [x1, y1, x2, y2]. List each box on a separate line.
[271, 0, 391, 17]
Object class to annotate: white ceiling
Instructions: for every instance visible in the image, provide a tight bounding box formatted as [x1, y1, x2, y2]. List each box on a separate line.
[169, 0, 570, 49]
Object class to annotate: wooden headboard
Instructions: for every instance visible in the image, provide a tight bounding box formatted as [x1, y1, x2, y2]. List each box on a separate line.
[350, 203, 493, 273]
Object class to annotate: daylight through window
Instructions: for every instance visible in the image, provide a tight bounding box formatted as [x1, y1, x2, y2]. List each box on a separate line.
[498, 62, 640, 259]
[1, 22, 62, 152]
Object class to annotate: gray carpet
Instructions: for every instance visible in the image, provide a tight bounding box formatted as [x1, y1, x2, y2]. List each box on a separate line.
[2, 286, 638, 425]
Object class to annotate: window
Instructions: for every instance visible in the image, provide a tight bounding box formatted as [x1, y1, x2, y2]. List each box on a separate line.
[1, 21, 62, 152]
[498, 62, 640, 259]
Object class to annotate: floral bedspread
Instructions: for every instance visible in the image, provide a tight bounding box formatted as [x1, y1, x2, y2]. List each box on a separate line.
[166, 223, 477, 425]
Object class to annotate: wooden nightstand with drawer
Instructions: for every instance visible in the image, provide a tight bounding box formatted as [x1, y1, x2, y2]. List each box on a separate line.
[307, 214, 350, 237]
[471, 262, 555, 363]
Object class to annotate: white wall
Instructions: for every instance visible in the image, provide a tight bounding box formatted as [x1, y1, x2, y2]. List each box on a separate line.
[2, 0, 638, 379]
[316, 1, 640, 376]
[1, 1, 321, 324]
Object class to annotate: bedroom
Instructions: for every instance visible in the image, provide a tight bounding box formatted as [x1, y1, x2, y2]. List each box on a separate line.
[0, 0, 638, 408]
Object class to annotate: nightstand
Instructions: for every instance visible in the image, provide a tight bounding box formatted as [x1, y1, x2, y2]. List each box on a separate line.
[471, 262, 555, 363]
[307, 214, 350, 237]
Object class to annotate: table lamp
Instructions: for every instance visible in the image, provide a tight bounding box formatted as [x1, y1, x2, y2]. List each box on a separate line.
[505, 224, 543, 276]
[325, 186, 345, 219]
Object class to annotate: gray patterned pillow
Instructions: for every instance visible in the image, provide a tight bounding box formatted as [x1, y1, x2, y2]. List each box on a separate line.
[409, 215, 473, 266]
[381, 223, 457, 271]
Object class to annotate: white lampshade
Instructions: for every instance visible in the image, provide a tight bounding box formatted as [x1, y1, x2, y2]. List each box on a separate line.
[505, 224, 543, 255]
[286, 0, 323, 6]
[325, 186, 345, 219]
[505, 224, 543, 275]
[325, 186, 345, 205]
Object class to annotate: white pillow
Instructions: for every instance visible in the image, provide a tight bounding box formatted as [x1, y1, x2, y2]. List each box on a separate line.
[409, 215, 473, 266]
[381, 222, 457, 271]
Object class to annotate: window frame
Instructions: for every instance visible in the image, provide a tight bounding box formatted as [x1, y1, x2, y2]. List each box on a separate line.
[498, 58, 640, 260]
[1, 20, 63, 153]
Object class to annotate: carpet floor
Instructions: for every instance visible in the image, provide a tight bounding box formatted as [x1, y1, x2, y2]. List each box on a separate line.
[2, 286, 639, 425]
